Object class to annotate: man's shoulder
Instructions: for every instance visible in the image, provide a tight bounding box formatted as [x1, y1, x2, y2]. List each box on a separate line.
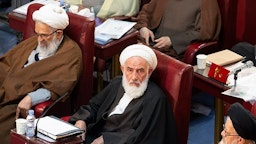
[110, 76, 122, 84]
[63, 35, 79, 45]
[62, 35, 82, 53]
[146, 81, 166, 98]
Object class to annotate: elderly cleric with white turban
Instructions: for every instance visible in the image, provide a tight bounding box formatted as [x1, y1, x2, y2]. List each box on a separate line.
[69, 43, 177, 144]
[0, 4, 82, 144]
[119, 43, 158, 98]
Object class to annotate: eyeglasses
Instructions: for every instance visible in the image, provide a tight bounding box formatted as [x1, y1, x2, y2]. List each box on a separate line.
[34, 30, 57, 39]
[222, 124, 239, 137]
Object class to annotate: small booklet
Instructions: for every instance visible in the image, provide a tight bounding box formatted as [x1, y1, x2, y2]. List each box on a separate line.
[95, 19, 136, 44]
[206, 49, 244, 66]
[35, 116, 84, 140]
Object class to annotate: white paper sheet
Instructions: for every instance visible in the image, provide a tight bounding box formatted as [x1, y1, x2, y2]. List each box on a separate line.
[13, 0, 60, 15]
[95, 19, 136, 39]
[222, 72, 256, 103]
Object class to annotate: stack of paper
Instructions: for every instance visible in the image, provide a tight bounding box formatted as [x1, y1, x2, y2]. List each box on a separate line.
[222, 65, 256, 102]
[35, 116, 83, 140]
[95, 19, 136, 45]
[13, 0, 59, 15]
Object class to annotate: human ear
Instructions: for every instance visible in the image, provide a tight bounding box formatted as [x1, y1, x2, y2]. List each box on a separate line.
[237, 136, 245, 144]
[120, 66, 124, 74]
[56, 30, 63, 39]
[148, 68, 153, 76]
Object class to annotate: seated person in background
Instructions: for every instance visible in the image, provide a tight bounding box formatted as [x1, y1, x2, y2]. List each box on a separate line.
[82, 0, 140, 19]
[69, 44, 177, 144]
[0, 4, 82, 143]
[219, 103, 256, 144]
[134, 0, 221, 59]
[231, 42, 256, 66]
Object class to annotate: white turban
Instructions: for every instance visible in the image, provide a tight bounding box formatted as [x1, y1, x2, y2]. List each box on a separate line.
[32, 4, 69, 30]
[119, 44, 158, 70]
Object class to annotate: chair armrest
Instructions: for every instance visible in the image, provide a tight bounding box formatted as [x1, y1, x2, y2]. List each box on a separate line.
[33, 99, 72, 118]
[183, 41, 219, 65]
[61, 116, 71, 122]
[33, 100, 54, 118]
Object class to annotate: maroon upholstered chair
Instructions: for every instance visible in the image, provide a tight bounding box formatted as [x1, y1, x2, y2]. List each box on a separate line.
[151, 50, 193, 144]
[251, 102, 256, 117]
[217, 0, 256, 49]
[23, 3, 95, 117]
[185, 0, 256, 64]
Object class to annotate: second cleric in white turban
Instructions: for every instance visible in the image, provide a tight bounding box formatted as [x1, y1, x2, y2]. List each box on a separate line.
[69, 44, 177, 144]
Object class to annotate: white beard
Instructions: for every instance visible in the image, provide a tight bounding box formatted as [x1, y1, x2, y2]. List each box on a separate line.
[36, 35, 61, 58]
[122, 73, 149, 99]
[219, 139, 238, 144]
[218, 139, 224, 144]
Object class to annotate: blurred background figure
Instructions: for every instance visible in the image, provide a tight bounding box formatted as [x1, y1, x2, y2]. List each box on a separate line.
[82, 0, 140, 19]
[135, 0, 221, 60]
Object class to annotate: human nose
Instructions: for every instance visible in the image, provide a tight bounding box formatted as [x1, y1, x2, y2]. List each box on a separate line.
[221, 129, 225, 137]
[37, 35, 44, 41]
[131, 71, 139, 80]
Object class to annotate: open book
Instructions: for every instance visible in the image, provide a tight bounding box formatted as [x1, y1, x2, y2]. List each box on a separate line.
[95, 19, 136, 44]
[35, 116, 84, 140]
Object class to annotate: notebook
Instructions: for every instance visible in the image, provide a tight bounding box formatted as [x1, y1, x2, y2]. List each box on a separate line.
[206, 49, 244, 66]
[36, 116, 83, 140]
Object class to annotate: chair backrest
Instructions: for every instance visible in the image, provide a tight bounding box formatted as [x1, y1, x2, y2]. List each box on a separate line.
[217, 0, 256, 49]
[251, 102, 256, 116]
[151, 50, 193, 144]
[24, 3, 95, 113]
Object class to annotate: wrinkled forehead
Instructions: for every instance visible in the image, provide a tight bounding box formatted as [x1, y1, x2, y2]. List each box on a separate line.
[124, 56, 149, 68]
[225, 117, 237, 133]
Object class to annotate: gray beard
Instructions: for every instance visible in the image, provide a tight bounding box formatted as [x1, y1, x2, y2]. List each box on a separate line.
[122, 74, 149, 99]
[36, 35, 61, 58]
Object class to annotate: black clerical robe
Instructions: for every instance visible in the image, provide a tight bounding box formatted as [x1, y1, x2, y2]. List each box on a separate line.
[69, 76, 177, 144]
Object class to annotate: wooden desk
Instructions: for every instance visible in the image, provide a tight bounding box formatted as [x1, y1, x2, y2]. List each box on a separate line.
[10, 129, 83, 144]
[193, 66, 252, 144]
[8, 11, 138, 92]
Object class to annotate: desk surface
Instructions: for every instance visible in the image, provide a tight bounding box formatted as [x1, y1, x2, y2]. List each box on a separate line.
[193, 65, 253, 104]
[10, 129, 83, 144]
[193, 66, 229, 91]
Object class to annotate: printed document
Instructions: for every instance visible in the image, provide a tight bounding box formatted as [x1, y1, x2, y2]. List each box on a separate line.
[13, 0, 59, 15]
[35, 116, 83, 140]
[95, 19, 136, 40]
[222, 72, 256, 103]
